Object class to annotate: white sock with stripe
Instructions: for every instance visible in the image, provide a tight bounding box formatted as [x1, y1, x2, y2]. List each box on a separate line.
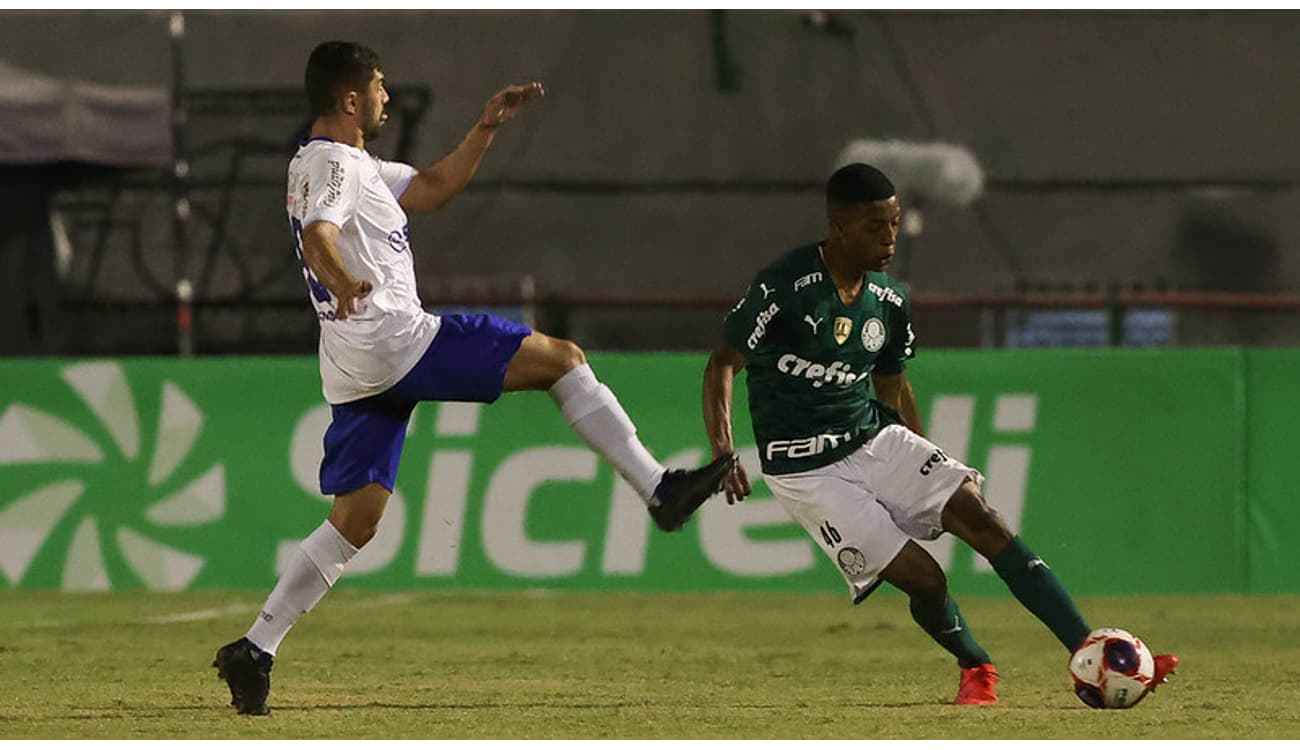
[245, 520, 358, 655]
[549, 364, 665, 503]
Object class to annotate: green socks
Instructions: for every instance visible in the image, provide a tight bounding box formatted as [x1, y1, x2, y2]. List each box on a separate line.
[909, 536, 1090, 665]
[990, 536, 1091, 650]
[909, 596, 991, 669]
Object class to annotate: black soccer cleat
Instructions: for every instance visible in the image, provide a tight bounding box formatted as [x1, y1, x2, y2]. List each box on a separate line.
[213, 637, 274, 716]
[647, 452, 737, 532]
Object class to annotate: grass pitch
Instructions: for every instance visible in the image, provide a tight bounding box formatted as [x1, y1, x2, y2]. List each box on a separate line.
[1, 589, 1297, 739]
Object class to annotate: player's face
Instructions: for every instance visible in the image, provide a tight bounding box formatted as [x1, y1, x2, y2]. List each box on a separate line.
[358, 70, 390, 141]
[833, 197, 901, 272]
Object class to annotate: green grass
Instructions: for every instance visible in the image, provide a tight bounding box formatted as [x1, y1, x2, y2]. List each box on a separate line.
[1, 590, 1298, 738]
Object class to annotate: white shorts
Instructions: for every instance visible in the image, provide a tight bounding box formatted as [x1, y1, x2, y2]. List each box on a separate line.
[764, 424, 983, 604]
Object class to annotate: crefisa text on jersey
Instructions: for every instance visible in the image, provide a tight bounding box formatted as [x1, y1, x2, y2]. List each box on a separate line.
[776, 353, 870, 388]
[746, 303, 780, 350]
[868, 281, 904, 308]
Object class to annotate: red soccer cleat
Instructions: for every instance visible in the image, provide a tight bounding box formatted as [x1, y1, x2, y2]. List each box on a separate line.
[1128, 652, 1179, 707]
[1150, 653, 1179, 692]
[955, 663, 999, 705]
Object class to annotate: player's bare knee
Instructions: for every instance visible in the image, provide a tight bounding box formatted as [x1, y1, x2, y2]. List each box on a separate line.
[969, 496, 1013, 544]
[885, 543, 949, 603]
[944, 482, 1005, 534]
[555, 339, 587, 371]
[336, 517, 379, 548]
[911, 567, 949, 607]
[351, 523, 380, 548]
[328, 498, 385, 549]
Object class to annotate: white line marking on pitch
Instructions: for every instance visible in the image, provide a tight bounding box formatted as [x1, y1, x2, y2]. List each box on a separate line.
[12, 595, 419, 629]
[12, 618, 76, 629]
[12, 604, 256, 629]
[356, 593, 419, 608]
[139, 603, 259, 624]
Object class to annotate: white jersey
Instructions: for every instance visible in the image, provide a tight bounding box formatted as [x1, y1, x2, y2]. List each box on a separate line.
[286, 138, 441, 404]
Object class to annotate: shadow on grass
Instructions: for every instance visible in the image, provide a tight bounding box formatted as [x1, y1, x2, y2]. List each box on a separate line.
[28, 697, 1083, 720]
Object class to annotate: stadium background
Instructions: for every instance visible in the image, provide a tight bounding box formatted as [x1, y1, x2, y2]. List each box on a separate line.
[2, 10, 1299, 738]
[3, 10, 1299, 356]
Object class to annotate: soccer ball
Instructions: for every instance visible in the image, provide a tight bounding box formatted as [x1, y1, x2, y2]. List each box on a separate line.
[1068, 628, 1155, 709]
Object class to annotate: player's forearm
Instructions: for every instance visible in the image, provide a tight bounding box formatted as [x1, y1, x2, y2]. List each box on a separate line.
[302, 234, 360, 299]
[899, 380, 925, 437]
[413, 121, 496, 208]
[702, 357, 738, 458]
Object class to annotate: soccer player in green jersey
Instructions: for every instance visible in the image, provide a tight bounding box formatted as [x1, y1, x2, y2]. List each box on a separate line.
[701, 163, 1177, 706]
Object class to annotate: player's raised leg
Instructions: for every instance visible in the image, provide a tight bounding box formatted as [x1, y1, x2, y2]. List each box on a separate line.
[940, 479, 1092, 652]
[940, 480, 1180, 698]
[878, 540, 999, 705]
[504, 330, 735, 531]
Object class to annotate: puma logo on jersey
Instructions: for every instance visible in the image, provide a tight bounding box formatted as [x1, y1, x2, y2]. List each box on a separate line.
[804, 315, 824, 334]
[759, 283, 775, 299]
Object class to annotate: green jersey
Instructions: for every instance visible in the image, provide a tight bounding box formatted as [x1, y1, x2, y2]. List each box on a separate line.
[722, 243, 916, 475]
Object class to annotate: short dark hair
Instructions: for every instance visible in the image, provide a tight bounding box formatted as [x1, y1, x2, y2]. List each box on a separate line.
[305, 41, 382, 118]
[826, 163, 896, 209]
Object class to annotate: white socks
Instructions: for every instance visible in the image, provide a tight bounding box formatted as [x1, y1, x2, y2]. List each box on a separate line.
[549, 364, 665, 502]
[244, 365, 663, 656]
[246, 520, 358, 656]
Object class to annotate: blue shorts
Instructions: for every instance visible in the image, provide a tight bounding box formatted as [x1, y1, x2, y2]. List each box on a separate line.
[319, 313, 532, 496]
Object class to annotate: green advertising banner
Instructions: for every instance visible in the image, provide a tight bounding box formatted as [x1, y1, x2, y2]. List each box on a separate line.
[1244, 349, 1300, 593]
[0, 348, 1271, 595]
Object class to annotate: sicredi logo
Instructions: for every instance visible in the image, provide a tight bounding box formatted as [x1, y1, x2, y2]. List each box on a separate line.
[0, 362, 223, 591]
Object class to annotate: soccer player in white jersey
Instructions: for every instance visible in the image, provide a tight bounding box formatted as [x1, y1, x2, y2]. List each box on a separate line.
[213, 41, 735, 716]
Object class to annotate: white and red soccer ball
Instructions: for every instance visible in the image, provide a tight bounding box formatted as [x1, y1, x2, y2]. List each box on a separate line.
[1069, 628, 1155, 709]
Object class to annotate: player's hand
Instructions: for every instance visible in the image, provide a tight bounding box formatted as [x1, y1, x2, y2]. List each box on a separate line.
[334, 279, 372, 321]
[478, 81, 545, 129]
[723, 456, 751, 505]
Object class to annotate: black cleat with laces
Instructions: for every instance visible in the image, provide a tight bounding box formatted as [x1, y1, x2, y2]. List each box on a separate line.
[647, 452, 737, 532]
[213, 637, 274, 716]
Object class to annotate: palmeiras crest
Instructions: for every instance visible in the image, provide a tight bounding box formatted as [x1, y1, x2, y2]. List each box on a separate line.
[837, 547, 868, 576]
[862, 317, 886, 352]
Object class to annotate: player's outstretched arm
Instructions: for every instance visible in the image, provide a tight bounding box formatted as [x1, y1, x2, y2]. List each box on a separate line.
[871, 371, 925, 436]
[301, 220, 371, 321]
[398, 81, 545, 213]
[703, 341, 752, 504]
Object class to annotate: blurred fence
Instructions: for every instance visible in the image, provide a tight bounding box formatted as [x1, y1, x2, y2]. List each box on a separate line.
[545, 289, 1300, 350]
[19, 288, 1300, 355]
